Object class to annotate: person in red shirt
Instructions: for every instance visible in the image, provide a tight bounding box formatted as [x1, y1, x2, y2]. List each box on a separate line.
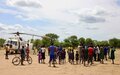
[88, 46, 94, 65]
[26, 44, 30, 61]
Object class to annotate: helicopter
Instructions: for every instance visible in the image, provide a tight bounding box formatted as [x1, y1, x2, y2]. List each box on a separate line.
[4, 32, 48, 54]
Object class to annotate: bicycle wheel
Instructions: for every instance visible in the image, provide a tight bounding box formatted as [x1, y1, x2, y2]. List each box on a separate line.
[12, 57, 21, 66]
[27, 56, 32, 64]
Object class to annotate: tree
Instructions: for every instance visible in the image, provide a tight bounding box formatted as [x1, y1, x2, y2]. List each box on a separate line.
[109, 38, 119, 48]
[117, 39, 120, 48]
[45, 33, 59, 45]
[63, 38, 71, 47]
[78, 37, 85, 45]
[0, 38, 5, 47]
[102, 41, 109, 46]
[85, 38, 93, 46]
[33, 39, 42, 48]
[65, 35, 79, 48]
[54, 40, 60, 47]
[42, 37, 51, 47]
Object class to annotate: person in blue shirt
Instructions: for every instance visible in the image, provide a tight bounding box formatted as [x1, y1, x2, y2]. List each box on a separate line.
[58, 45, 62, 64]
[104, 46, 108, 61]
[48, 43, 56, 67]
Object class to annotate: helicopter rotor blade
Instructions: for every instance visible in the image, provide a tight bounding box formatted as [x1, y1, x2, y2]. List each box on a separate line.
[9, 32, 48, 38]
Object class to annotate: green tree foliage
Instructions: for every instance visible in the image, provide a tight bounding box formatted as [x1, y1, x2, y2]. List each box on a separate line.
[45, 33, 59, 45]
[33, 39, 42, 48]
[117, 39, 120, 48]
[54, 40, 60, 47]
[31, 33, 120, 48]
[109, 38, 120, 48]
[85, 38, 93, 46]
[63, 35, 79, 48]
[95, 41, 109, 46]
[42, 37, 50, 46]
[63, 38, 71, 47]
[78, 37, 85, 45]
[0, 38, 6, 47]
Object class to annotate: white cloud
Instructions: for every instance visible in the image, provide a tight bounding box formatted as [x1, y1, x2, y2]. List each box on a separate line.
[0, 8, 19, 15]
[86, 26, 99, 30]
[0, 26, 5, 31]
[6, 0, 42, 8]
[0, 23, 22, 31]
[80, 15, 106, 23]
[0, 23, 41, 40]
[26, 26, 38, 32]
[69, 7, 111, 23]
[0, 0, 120, 41]
[0, 23, 38, 33]
[4, 0, 117, 23]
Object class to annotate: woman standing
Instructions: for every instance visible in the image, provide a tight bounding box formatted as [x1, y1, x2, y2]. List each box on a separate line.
[100, 46, 104, 64]
[110, 47, 116, 64]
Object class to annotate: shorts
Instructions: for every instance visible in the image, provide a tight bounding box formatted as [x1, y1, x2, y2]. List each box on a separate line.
[42, 53, 45, 59]
[50, 55, 55, 61]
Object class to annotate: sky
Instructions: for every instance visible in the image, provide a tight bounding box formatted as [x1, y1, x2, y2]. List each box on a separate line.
[0, 0, 120, 41]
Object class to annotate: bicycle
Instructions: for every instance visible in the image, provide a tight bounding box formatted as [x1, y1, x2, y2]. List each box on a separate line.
[12, 54, 32, 66]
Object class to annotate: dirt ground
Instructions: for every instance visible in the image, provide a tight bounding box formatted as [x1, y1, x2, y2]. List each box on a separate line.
[0, 49, 120, 75]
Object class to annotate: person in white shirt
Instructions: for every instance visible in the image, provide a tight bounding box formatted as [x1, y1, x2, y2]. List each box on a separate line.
[97, 46, 100, 61]
[41, 45, 46, 64]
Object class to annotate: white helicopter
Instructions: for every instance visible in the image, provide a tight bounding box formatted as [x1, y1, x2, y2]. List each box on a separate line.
[4, 32, 47, 54]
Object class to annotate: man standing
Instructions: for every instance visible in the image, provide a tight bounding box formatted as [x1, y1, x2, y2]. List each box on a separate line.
[78, 44, 83, 64]
[48, 43, 56, 67]
[5, 44, 9, 59]
[58, 45, 62, 64]
[20, 46, 25, 65]
[88, 46, 94, 65]
[26, 44, 30, 60]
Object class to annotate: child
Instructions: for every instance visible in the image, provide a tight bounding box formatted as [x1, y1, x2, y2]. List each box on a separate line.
[33, 47, 37, 55]
[71, 50, 74, 64]
[63, 49, 66, 63]
[110, 47, 116, 64]
[75, 51, 79, 64]
[41, 45, 46, 64]
[38, 51, 42, 64]
[61, 49, 66, 64]
[68, 49, 71, 63]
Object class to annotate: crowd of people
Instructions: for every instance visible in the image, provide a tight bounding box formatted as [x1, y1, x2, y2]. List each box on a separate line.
[5, 43, 116, 67]
[36, 43, 116, 67]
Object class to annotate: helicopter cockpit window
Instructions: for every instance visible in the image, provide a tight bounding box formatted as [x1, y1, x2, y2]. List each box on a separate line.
[7, 41, 11, 44]
[7, 41, 17, 46]
[13, 42, 17, 46]
[10, 41, 13, 44]
[12, 41, 17, 46]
